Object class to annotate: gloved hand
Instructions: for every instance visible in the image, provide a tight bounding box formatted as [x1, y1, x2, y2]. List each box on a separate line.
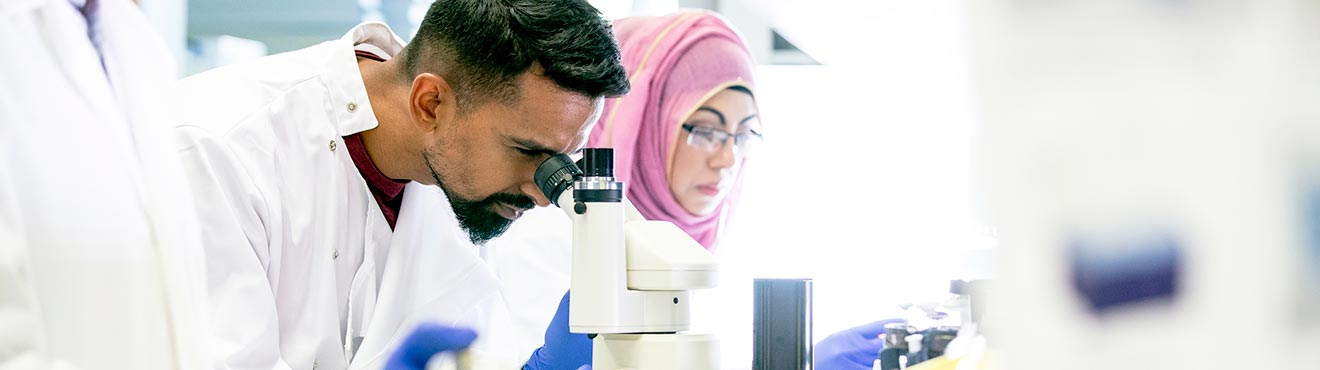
[813, 318, 906, 370]
[384, 322, 478, 370]
[523, 291, 592, 370]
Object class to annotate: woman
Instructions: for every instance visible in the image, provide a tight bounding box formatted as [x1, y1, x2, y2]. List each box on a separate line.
[591, 10, 761, 250]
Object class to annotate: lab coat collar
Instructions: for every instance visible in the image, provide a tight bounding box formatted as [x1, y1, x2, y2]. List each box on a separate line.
[342, 22, 405, 60]
[328, 22, 406, 136]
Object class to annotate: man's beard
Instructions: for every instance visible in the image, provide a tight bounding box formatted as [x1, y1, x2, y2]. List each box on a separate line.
[423, 148, 535, 245]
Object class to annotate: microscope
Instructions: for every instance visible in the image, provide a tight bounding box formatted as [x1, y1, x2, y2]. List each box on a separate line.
[534, 148, 721, 370]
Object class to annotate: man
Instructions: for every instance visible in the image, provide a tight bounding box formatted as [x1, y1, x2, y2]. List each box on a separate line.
[0, 0, 212, 369]
[172, 0, 629, 369]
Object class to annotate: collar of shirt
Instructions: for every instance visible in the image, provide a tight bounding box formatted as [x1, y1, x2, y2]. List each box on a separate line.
[326, 22, 406, 137]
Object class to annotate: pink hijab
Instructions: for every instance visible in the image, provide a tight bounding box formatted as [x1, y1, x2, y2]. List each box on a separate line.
[589, 11, 756, 250]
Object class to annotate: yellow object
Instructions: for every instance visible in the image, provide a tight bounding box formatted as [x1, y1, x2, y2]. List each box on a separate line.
[906, 356, 959, 370]
[905, 350, 999, 370]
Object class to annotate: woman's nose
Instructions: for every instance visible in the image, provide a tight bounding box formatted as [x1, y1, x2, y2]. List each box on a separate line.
[709, 138, 737, 169]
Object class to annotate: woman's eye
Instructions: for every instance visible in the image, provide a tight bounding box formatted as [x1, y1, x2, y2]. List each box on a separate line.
[515, 147, 539, 157]
[696, 132, 721, 144]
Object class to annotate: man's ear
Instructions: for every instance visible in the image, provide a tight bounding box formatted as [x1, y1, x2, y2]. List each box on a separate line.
[408, 73, 457, 134]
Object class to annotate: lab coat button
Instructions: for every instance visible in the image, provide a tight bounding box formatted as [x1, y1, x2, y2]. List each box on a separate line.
[332, 249, 339, 259]
[329, 140, 337, 152]
[347, 102, 358, 112]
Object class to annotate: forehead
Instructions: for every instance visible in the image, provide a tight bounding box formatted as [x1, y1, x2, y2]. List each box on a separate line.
[503, 72, 601, 152]
[699, 88, 757, 113]
[688, 88, 759, 130]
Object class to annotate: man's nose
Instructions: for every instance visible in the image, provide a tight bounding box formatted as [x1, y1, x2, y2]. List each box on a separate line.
[521, 180, 551, 207]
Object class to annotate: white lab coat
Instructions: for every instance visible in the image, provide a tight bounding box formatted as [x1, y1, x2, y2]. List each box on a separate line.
[0, 0, 213, 369]
[485, 207, 575, 347]
[360, 182, 531, 369]
[175, 22, 528, 370]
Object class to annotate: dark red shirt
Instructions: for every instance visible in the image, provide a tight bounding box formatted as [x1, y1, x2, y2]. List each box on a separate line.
[343, 133, 406, 229]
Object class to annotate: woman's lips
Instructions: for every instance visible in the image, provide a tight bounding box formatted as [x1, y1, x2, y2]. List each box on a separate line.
[696, 184, 721, 196]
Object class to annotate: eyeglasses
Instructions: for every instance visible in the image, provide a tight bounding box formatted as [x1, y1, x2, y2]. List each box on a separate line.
[681, 123, 763, 156]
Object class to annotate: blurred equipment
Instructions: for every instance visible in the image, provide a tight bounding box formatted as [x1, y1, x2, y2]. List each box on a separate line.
[534, 149, 721, 370]
[752, 278, 813, 370]
[895, 323, 995, 370]
[975, 1, 1320, 369]
[875, 280, 986, 370]
[876, 325, 958, 370]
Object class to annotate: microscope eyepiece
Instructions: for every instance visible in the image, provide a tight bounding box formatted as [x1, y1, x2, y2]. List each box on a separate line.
[535, 154, 582, 207]
[582, 148, 614, 178]
[535, 149, 623, 205]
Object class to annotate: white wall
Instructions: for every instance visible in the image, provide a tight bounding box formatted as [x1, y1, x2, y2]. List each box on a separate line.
[695, 51, 986, 370]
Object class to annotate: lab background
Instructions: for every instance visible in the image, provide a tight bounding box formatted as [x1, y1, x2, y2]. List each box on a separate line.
[158, 0, 1320, 369]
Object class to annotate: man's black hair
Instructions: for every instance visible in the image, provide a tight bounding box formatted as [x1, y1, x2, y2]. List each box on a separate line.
[401, 0, 631, 113]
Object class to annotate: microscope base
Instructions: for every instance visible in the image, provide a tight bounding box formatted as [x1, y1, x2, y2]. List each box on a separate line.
[592, 333, 719, 370]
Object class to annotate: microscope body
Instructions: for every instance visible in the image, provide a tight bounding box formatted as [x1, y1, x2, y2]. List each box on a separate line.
[535, 149, 719, 370]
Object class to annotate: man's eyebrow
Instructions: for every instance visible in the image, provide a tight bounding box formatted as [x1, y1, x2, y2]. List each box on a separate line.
[510, 137, 562, 156]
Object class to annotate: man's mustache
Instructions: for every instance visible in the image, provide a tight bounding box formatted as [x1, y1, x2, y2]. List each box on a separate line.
[482, 192, 535, 210]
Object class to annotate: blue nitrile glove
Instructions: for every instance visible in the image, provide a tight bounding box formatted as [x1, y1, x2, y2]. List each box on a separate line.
[384, 322, 478, 370]
[523, 291, 592, 370]
[813, 319, 906, 370]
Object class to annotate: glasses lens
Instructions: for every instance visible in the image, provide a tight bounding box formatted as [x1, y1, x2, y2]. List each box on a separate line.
[686, 126, 719, 151]
[734, 131, 761, 156]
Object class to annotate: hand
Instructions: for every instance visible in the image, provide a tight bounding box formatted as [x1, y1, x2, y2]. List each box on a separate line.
[523, 291, 592, 370]
[384, 322, 478, 370]
[814, 319, 905, 370]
